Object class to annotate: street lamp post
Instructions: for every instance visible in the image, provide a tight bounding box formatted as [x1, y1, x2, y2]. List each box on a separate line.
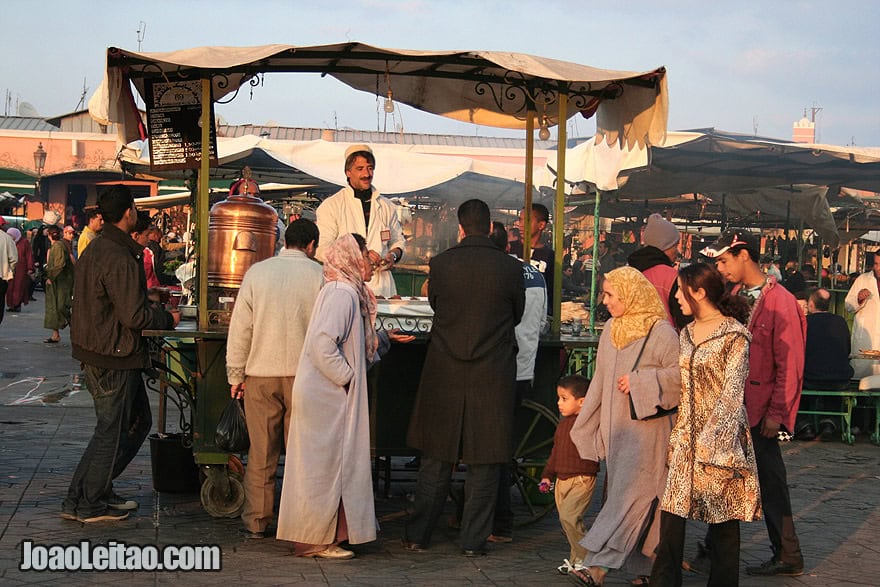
[33, 142, 47, 200]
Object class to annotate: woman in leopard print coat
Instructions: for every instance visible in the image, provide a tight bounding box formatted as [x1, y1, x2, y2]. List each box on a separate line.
[650, 263, 761, 587]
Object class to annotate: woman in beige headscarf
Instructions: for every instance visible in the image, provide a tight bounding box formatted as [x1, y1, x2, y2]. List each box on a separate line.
[277, 233, 411, 560]
[276, 233, 376, 560]
[569, 266, 681, 586]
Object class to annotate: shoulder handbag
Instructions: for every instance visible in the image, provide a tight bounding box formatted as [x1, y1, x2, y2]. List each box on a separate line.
[628, 322, 679, 421]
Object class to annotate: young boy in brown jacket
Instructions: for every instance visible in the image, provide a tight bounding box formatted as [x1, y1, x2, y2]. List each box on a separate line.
[541, 374, 600, 574]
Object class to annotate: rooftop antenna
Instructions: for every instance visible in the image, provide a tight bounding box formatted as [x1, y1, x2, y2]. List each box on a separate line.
[809, 102, 822, 143]
[753, 116, 758, 136]
[134, 21, 147, 110]
[137, 21, 146, 52]
[74, 78, 89, 111]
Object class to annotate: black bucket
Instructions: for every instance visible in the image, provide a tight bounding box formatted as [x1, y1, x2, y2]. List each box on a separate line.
[149, 433, 200, 493]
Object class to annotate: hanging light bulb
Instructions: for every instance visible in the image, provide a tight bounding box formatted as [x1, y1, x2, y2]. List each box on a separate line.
[538, 116, 551, 141]
[384, 64, 395, 113]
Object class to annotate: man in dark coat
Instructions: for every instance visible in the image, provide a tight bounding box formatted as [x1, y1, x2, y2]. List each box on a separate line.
[405, 199, 525, 556]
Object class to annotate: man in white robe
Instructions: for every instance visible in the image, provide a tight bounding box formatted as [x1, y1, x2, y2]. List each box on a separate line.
[315, 144, 406, 298]
[846, 254, 880, 378]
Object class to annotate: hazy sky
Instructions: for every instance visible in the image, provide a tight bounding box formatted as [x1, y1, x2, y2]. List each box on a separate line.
[3, 0, 878, 146]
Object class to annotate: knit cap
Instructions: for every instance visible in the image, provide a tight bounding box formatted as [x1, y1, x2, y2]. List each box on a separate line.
[643, 213, 679, 251]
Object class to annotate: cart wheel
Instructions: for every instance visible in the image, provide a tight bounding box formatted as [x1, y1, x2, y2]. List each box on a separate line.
[228, 454, 245, 479]
[200, 473, 245, 518]
[511, 398, 560, 527]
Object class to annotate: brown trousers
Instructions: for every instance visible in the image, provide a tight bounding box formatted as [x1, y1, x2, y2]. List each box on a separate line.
[554, 475, 597, 565]
[242, 375, 295, 533]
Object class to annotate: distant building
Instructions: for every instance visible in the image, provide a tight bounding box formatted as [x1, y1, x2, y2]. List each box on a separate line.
[792, 116, 815, 143]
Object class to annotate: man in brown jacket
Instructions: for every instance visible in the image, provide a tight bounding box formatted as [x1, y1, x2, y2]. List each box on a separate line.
[63, 186, 178, 523]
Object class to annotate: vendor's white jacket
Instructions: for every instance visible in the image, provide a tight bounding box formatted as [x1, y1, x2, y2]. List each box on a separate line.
[316, 185, 406, 297]
[846, 270, 880, 378]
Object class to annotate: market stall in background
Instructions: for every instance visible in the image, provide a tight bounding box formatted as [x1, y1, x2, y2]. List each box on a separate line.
[548, 128, 880, 329]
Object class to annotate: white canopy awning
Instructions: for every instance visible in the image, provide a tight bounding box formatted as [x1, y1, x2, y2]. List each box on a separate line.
[88, 42, 667, 150]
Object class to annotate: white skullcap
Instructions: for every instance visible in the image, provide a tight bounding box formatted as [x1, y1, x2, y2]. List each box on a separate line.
[344, 144, 373, 160]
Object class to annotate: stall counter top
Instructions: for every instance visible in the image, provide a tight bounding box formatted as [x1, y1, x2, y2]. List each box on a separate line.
[143, 320, 228, 340]
[143, 321, 601, 347]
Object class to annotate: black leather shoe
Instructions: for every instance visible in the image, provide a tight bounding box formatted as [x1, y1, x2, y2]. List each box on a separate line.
[746, 558, 804, 576]
[461, 548, 487, 557]
[796, 423, 816, 441]
[401, 540, 425, 552]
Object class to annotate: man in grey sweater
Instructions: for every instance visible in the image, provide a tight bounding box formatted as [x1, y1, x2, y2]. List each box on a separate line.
[226, 219, 324, 539]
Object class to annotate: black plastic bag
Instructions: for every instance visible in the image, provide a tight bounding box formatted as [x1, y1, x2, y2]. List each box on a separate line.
[215, 398, 250, 453]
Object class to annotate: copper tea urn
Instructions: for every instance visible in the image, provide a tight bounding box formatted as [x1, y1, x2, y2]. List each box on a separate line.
[207, 192, 278, 288]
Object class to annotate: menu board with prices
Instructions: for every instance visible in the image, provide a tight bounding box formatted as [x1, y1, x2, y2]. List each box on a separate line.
[145, 79, 218, 172]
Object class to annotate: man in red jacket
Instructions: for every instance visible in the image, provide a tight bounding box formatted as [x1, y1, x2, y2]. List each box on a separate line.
[696, 229, 806, 577]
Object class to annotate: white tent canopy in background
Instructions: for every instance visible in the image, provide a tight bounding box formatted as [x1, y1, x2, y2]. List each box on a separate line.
[551, 129, 880, 247]
[559, 131, 880, 193]
[121, 136, 556, 209]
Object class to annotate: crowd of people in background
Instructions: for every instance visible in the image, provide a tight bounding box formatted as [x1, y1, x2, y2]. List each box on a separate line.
[2, 208, 186, 338]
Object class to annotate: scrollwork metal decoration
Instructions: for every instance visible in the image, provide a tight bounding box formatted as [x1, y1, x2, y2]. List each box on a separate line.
[212, 72, 263, 104]
[144, 338, 196, 443]
[375, 315, 433, 334]
[212, 73, 238, 104]
[474, 70, 537, 122]
[248, 72, 263, 100]
[473, 73, 626, 123]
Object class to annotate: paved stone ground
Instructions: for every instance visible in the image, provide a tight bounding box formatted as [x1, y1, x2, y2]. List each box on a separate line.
[1, 294, 879, 585]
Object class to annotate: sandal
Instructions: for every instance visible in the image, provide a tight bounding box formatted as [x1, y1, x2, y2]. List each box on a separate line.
[569, 568, 601, 586]
[44, 337, 60, 344]
[631, 576, 650, 586]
